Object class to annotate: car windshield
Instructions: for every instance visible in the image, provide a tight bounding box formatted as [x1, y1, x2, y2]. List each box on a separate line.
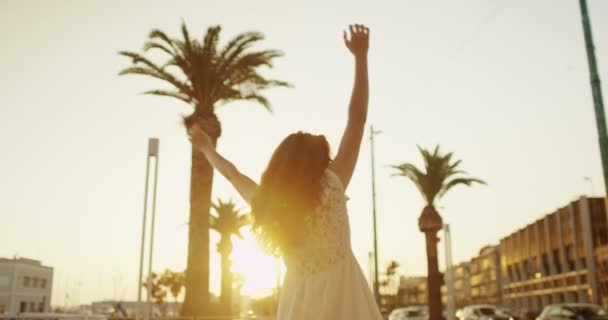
[405, 310, 425, 317]
[568, 306, 608, 317]
[478, 308, 498, 316]
[498, 310, 514, 317]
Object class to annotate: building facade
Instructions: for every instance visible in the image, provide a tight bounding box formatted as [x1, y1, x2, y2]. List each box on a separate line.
[469, 245, 501, 305]
[594, 244, 608, 307]
[451, 261, 472, 308]
[400, 248, 500, 308]
[398, 276, 428, 306]
[0, 257, 53, 315]
[500, 197, 608, 310]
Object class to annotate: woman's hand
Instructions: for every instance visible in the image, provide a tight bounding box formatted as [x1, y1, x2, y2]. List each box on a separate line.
[343, 24, 369, 58]
[188, 124, 213, 153]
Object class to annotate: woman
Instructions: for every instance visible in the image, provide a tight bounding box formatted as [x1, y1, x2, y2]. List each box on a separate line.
[188, 24, 381, 320]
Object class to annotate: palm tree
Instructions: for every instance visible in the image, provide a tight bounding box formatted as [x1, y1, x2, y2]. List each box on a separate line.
[386, 261, 399, 293]
[143, 272, 168, 316]
[391, 145, 485, 320]
[158, 270, 185, 315]
[381, 260, 400, 308]
[210, 198, 250, 315]
[118, 22, 289, 316]
[379, 261, 399, 291]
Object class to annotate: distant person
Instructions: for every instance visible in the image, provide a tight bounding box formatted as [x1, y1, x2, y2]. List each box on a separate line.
[188, 24, 379, 320]
[114, 302, 127, 318]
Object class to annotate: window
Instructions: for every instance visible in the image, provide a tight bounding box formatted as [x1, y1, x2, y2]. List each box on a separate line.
[29, 302, 36, 312]
[23, 276, 30, 287]
[0, 297, 7, 314]
[553, 250, 562, 273]
[40, 279, 47, 289]
[542, 254, 550, 275]
[0, 275, 9, 288]
[32, 278, 38, 288]
[477, 308, 498, 316]
[20, 302, 27, 313]
[482, 258, 491, 270]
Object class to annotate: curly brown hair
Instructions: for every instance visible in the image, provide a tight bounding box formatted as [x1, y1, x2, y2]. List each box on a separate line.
[251, 132, 331, 255]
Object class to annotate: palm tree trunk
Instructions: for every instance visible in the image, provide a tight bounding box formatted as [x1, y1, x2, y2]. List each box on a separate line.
[219, 238, 233, 315]
[220, 251, 232, 315]
[419, 206, 443, 320]
[424, 231, 442, 320]
[182, 146, 215, 316]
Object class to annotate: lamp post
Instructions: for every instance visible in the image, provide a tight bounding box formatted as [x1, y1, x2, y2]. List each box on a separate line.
[444, 224, 455, 320]
[370, 125, 382, 305]
[579, 0, 608, 196]
[137, 138, 159, 320]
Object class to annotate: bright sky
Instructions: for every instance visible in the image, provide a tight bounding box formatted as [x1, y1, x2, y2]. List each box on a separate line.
[2, 0, 608, 307]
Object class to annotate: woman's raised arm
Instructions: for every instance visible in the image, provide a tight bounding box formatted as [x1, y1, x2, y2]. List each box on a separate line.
[188, 124, 258, 203]
[329, 24, 370, 189]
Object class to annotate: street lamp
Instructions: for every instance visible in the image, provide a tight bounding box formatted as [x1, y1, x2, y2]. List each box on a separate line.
[370, 125, 382, 305]
[137, 138, 159, 320]
[578, 0, 608, 197]
[443, 224, 455, 320]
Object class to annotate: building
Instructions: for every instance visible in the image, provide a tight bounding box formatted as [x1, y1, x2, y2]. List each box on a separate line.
[399, 250, 497, 308]
[450, 261, 472, 308]
[469, 245, 501, 305]
[0, 257, 53, 315]
[442, 247, 500, 309]
[500, 197, 608, 310]
[398, 276, 428, 306]
[594, 244, 608, 307]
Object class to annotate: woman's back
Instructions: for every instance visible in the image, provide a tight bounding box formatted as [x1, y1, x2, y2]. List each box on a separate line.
[283, 169, 351, 274]
[277, 169, 382, 320]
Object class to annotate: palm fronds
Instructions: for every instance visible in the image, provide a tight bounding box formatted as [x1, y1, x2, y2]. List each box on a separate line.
[119, 22, 290, 116]
[391, 145, 486, 206]
[210, 198, 251, 240]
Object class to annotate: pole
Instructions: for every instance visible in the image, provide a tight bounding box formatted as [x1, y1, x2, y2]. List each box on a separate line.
[444, 224, 455, 320]
[579, 0, 608, 196]
[138, 138, 159, 320]
[147, 142, 159, 320]
[370, 125, 381, 306]
[368, 251, 374, 290]
[137, 155, 151, 320]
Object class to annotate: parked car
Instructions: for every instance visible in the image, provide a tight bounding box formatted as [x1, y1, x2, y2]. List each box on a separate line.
[497, 307, 524, 320]
[389, 306, 429, 320]
[458, 305, 514, 320]
[537, 304, 608, 320]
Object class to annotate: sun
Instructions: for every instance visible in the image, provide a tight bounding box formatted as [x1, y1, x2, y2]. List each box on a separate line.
[230, 227, 286, 299]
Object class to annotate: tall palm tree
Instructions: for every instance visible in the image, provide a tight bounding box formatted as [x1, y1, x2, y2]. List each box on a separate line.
[391, 145, 485, 320]
[210, 198, 250, 315]
[118, 22, 289, 316]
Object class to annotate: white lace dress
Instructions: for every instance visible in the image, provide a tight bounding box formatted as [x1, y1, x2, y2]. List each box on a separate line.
[277, 169, 383, 320]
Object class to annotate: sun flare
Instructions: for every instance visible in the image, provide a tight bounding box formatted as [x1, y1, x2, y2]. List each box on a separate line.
[230, 227, 285, 299]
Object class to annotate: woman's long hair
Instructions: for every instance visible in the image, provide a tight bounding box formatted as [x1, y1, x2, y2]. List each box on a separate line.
[251, 132, 331, 255]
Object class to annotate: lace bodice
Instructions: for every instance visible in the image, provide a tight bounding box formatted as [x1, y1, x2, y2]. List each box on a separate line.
[283, 169, 351, 274]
